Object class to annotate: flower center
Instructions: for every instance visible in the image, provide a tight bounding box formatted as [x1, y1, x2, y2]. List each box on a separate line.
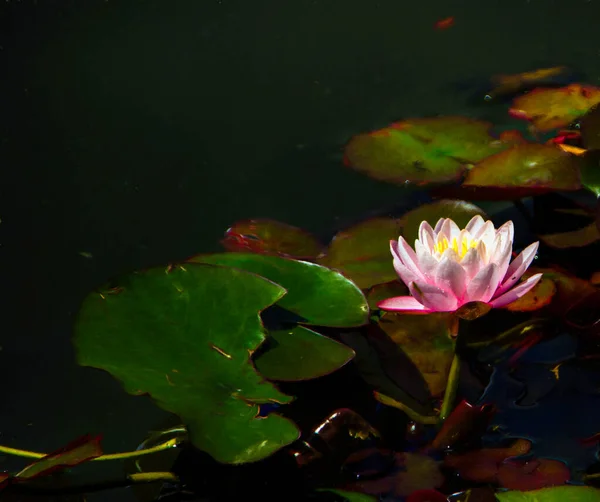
[434, 237, 478, 259]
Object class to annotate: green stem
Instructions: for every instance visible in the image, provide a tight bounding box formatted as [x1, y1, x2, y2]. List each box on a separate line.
[439, 353, 461, 423]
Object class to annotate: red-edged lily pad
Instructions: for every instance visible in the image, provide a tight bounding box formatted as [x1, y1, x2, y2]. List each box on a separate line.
[462, 144, 582, 197]
[220, 219, 323, 260]
[431, 400, 495, 450]
[505, 271, 556, 312]
[343, 116, 510, 187]
[534, 267, 598, 318]
[317, 217, 403, 289]
[509, 84, 600, 131]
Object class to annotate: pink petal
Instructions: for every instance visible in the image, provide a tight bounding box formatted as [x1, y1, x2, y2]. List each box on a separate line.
[439, 218, 461, 241]
[490, 273, 543, 308]
[409, 281, 458, 311]
[460, 246, 484, 280]
[495, 220, 514, 244]
[396, 237, 426, 280]
[418, 221, 436, 251]
[465, 215, 485, 234]
[465, 263, 501, 303]
[415, 240, 439, 281]
[393, 257, 421, 286]
[435, 255, 467, 302]
[495, 241, 539, 296]
[377, 296, 431, 312]
[434, 218, 447, 233]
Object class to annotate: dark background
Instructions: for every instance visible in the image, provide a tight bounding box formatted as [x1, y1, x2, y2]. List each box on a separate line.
[1, 1, 600, 500]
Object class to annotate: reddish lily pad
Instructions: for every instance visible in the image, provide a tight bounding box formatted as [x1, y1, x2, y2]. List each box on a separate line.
[317, 217, 403, 289]
[346, 452, 444, 498]
[505, 271, 556, 312]
[534, 267, 598, 318]
[509, 84, 600, 131]
[221, 219, 323, 260]
[343, 116, 509, 187]
[431, 400, 495, 450]
[539, 221, 600, 249]
[497, 458, 570, 491]
[377, 312, 456, 397]
[462, 144, 582, 196]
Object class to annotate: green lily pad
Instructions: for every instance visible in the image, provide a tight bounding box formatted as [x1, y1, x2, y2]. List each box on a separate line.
[496, 486, 600, 502]
[398, 199, 487, 246]
[220, 219, 323, 260]
[509, 84, 600, 131]
[74, 263, 300, 464]
[254, 325, 355, 381]
[463, 144, 582, 195]
[343, 116, 509, 186]
[540, 221, 600, 248]
[317, 218, 403, 290]
[189, 253, 369, 327]
[318, 489, 377, 502]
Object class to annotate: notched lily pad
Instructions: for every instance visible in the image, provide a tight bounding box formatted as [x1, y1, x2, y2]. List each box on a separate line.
[74, 263, 300, 464]
[509, 84, 600, 131]
[317, 218, 403, 290]
[254, 325, 355, 381]
[189, 253, 369, 327]
[343, 116, 509, 187]
[463, 144, 582, 196]
[221, 219, 323, 260]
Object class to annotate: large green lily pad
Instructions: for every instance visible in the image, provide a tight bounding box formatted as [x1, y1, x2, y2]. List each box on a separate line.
[220, 219, 323, 260]
[398, 199, 487, 246]
[254, 325, 355, 381]
[509, 84, 600, 131]
[343, 116, 509, 186]
[317, 218, 403, 290]
[463, 144, 582, 194]
[74, 263, 300, 464]
[189, 253, 369, 327]
[496, 486, 600, 502]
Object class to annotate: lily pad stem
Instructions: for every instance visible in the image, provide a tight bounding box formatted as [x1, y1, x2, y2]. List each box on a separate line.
[439, 353, 461, 423]
[0, 437, 181, 461]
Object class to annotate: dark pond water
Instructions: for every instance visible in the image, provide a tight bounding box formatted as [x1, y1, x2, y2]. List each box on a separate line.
[3, 1, 600, 501]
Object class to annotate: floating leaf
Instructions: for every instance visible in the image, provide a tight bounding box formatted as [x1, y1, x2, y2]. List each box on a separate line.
[74, 263, 300, 464]
[505, 271, 556, 312]
[398, 199, 487, 247]
[455, 301, 493, 320]
[487, 66, 574, 100]
[254, 326, 355, 381]
[497, 458, 570, 491]
[539, 221, 600, 248]
[377, 312, 456, 397]
[343, 116, 509, 186]
[317, 218, 403, 289]
[509, 84, 600, 131]
[463, 144, 582, 196]
[221, 219, 323, 260]
[535, 267, 598, 317]
[189, 253, 369, 327]
[495, 486, 600, 502]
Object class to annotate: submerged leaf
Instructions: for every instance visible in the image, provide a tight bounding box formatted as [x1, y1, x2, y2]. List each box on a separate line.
[343, 116, 509, 186]
[74, 263, 299, 464]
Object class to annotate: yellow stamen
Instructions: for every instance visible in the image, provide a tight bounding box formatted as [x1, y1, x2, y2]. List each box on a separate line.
[433, 237, 478, 259]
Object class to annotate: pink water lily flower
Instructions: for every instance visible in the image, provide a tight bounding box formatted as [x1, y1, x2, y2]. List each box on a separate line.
[378, 215, 543, 313]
